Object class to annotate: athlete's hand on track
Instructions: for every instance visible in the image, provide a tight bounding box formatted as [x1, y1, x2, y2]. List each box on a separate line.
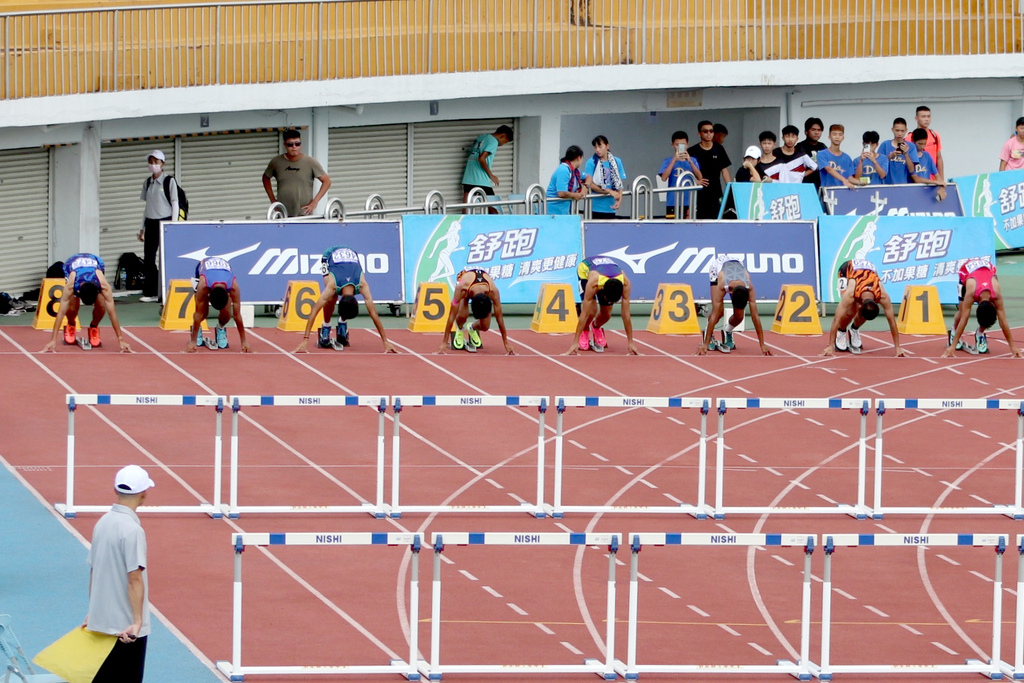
[820, 345, 836, 357]
[893, 346, 908, 357]
[240, 341, 253, 353]
[185, 340, 199, 353]
[41, 340, 56, 353]
[1011, 348, 1024, 359]
[695, 345, 709, 356]
[562, 346, 580, 356]
[626, 342, 640, 356]
[118, 339, 133, 353]
[941, 345, 957, 358]
[760, 344, 773, 356]
[382, 341, 398, 354]
[504, 341, 515, 355]
[436, 342, 449, 355]
[292, 339, 310, 353]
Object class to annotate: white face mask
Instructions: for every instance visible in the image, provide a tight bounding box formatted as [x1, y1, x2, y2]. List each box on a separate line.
[148, 163, 163, 174]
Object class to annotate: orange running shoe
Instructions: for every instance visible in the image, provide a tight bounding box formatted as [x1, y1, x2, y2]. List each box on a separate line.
[88, 326, 101, 348]
[63, 324, 76, 345]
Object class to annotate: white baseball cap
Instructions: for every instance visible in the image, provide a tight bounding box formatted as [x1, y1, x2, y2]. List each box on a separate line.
[114, 465, 155, 494]
[744, 145, 762, 159]
[148, 150, 166, 162]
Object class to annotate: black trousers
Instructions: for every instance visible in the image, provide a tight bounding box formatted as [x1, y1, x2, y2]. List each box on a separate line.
[92, 635, 147, 683]
[142, 217, 167, 297]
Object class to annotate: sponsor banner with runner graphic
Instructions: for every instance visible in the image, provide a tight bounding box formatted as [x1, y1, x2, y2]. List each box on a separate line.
[582, 221, 819, 302]
[820, 183, 964, 217]
[402, 214, 582, 304]
[161, 220, 403, 304]
[817, 215, 995, 304]
[719, 182, 824, 220]
[953, 170, 1024, 250]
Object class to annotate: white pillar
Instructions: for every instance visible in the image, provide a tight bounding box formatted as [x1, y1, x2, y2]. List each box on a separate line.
[310, 106, 331, 214]
[516, 114, 563, 194]
[51, 122, 101, 258]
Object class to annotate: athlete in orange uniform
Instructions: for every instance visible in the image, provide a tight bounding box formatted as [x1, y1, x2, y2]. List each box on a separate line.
[822, 259, 905, 357]
[943, 257, 1022, 357]
[437, 268, 514, 355]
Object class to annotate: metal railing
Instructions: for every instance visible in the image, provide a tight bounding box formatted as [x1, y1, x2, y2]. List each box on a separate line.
[2, 0, 1022, 100]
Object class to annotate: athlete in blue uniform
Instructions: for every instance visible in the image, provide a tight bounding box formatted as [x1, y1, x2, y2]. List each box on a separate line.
[43, 253, 132, 352]
[186, 257, 252, 353]
[293, 245, 397, 353]
[563, 256, 639, 355]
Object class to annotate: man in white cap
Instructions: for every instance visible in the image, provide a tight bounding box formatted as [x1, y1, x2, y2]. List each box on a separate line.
[138, 150, 179, 303]
[85, 464, 154, 683]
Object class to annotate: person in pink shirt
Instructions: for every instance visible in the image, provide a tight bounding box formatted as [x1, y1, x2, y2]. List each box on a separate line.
[999, 117, 1024, 171]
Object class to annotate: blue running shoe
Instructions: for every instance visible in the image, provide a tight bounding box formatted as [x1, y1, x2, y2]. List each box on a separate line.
[976, 331, 989, 354]
[215, 326, 229, 349]
[318, 326, 331, 349]
[336, 321, 350, 347]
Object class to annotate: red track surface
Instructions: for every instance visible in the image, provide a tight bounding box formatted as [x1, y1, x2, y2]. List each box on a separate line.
[2, 323, 1023, 681]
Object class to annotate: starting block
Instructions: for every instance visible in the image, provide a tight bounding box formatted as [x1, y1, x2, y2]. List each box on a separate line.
[530, 283, 578, 333]
[771, 284, 821, 335]
[408, 282, 451, 333]
[646, 283, 700, 335]
[160, 279, 208, 331]
[31, 278, 65, 330]
[896, 284, 945, 335]
[277, 280, 322, 332]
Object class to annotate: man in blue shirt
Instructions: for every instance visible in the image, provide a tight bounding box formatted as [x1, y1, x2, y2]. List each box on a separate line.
[853, 131, 888, 185]
[909, 127, 947, 201]
[878, 118, 919, 184]
[658, 131, 702, 218]
[461, 125, 513, 213]
[816, 124, 858, 189]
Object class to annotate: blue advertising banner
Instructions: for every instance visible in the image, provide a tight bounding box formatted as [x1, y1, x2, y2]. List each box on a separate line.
[582, 221, 819, 302]
[953, 170, 1024, 250]
[820, 183, 964, 217]
[402, 214, 583, 304]
[817, 215, 995, 304]
[161, 220, 403, 304]
[719, 182, 824, 220]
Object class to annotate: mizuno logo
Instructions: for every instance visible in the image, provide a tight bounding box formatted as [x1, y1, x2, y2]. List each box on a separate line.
[598, 243, 678, 274]
[178, 243, 261, 263]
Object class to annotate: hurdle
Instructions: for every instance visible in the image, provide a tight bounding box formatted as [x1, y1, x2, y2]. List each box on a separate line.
[714, 398, 872, 519]
[216, 531, 422, 681]
[1009, 536, 1024, 679]
[56, 394, 225, 518]
[548, 396, 712, 518]
[615, 532, 816, 680]
[815, 533, 1008, 680]
[388, 395, 547, 518]
[871, 399, 1024, 519]
[226, 395, 389, 518]
[424, 531, 620, 680]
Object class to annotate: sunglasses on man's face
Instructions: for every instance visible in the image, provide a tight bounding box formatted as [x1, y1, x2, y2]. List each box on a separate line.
[285, 141, 301, 147]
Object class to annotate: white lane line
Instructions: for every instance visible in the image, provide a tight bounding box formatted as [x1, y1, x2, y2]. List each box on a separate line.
[736, 453, 757, 463]
[736, 386, 753, 395]
[507, 492, 528, 504]
[638, 572, 653, 583]
[716, 523, 737, 534]
[748, 643, 773, 657]
[508, 603, 529, 616]
[842, 377, 860, 386]
[440, 554, 455, 565]
[830, 429, 849, 438]
[638, 479, 658, 489]
[947, 367, 964, 375]
[943, 419, 963, 427]
[789, 480, 810, 490]
[817, 494, 838, 504]
[932, 642, 959, 656]
[772, 555, 794, 567]
[555, 523, 575, 534]
[482, 586, 503, 598]
[569, 439, 586, 449]
[875, 524, 898, 533]
[688, 605, 710, 617]
[970, 571, 993, 583]
[884, 454, 905, 464]
[663, 493, 685, 504]
[971, 377, 989, 386]
[561, 642, 584, 655]
[912, 468, 933, 477]
[718, 624, 741, 636]
[834, 588, 857, 601]
[969, 494, 993, 505]
[615, 465, 634, 475]
[935, 554, 960, 566]
[658, 587, 681, 599]
[535, 622, 555, 635]
[805, 418, 824, 426]
[667, 417, 686, 426]
[459, 570, 478, 581]
[591, 452, 609, 462]
[486, 478, 504, 489]
[900, 624, 923, 636]
[765, 467, 783, 477]
[865, 605, 890, 618]
[971, 430, 991, 439]
[939, 481, 961, 490]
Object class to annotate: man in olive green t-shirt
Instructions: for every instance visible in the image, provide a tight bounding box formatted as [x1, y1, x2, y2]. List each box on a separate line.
[262, 129, 332, 217]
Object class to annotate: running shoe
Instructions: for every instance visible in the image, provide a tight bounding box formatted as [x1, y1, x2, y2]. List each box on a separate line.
[88, 326, 101, 348]
[215, 326, 229, 349]
[579, 328, 590, 351]
[451, 328, 465, 350]
[947, 329, 964, 351]
[336, 321, 350, 348]
[591, 326, 607, 352]
[848, 326, 862, 352]
[63, 324, 76, 345]
[139, 296, 159, 303]
[707, 337, 720, 352]
[723, 330, 735, 351]
[716, 331, 732, 353]
[464, 322, 482, 348]
[976, 331, 989, 354]
[317, 326, 331, 349]
[835, 329, 849, 352]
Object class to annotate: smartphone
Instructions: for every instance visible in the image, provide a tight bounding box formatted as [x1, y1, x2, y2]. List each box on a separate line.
[862, 143, 870, 153]
[676, 143, 686, 154]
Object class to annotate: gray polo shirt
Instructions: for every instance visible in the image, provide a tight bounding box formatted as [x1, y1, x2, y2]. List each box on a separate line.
[87, 504, 151, 637]
[141, 172, 177, 220]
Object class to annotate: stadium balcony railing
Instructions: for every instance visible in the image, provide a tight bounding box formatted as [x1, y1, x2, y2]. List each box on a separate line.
[0, 0, 1021, 100]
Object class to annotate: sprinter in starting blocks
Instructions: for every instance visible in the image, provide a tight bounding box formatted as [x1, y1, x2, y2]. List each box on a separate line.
[944, 256, 1023, 358]
[697, 254, 772, 355]
[186, 256, 252, 353]
[292, 245, 398, 353]
[42, 253, 132, 353]
[563, 256, 639, 355]
[822, 259, 905, 357]
[437, 268, 515, 355]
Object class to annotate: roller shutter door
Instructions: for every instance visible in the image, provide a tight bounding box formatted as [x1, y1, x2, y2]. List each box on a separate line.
[180, 132, 280, 221]
[99, 141, 174, 268]
[411, 119, 515, 206]
[0, 148, 51, 295]
[328, 124, 409, 212]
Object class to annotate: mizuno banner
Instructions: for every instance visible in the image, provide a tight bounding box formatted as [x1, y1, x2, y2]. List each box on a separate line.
[820, 183, 964, 217]
[817, 215, 995, 304]
[160, 221, 403, 304]
[402, 214, 583, 304]
[953, 170, 1024, 250]
[582, 221, 819, 302]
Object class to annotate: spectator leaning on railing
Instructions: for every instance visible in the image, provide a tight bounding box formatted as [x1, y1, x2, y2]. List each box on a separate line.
[461, 124, 514, 214]
[817, 124, 859, 190]
[546, 145, 589, 215]
[262, 129, 331, 217]
[585, 135, 627, 219]
[795, 117, 827, 188]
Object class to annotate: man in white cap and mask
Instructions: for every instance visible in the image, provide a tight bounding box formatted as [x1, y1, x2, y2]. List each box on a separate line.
[85, 464, 154, 682]
[138, 150, 179, 303]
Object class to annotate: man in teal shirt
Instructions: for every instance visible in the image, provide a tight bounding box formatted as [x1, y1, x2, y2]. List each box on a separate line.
[461, 125, 514, 213]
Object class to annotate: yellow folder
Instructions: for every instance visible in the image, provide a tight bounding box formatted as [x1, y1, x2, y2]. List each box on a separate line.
[33, 627, 117, 683]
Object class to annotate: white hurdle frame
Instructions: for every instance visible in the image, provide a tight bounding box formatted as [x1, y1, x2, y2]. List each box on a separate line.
[615, 532, 817, 680]
[56, 393, 225, 518]
[226, 395, 389, 518]
[1010, 535, 1024, 679]
[424, 531, 620, 680]
[871, 399, 1024, 519]
[815, 533, 1008, 680]
[714, 398, 872, 519]
[548, 396, 712, 518]
[216, 531, 422, 681]
[388, 395, 548, 518]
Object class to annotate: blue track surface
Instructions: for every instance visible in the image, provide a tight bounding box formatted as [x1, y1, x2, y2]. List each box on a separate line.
[0, 460, 220, 682]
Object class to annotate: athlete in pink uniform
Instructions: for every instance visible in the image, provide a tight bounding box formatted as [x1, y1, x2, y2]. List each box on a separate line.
[944, 257, 1023, 357]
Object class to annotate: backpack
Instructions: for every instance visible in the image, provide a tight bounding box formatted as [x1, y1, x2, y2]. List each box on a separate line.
[148, 175, 189, 220]
[114, 252, 146, 290]
[45, 261, 64, 279]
